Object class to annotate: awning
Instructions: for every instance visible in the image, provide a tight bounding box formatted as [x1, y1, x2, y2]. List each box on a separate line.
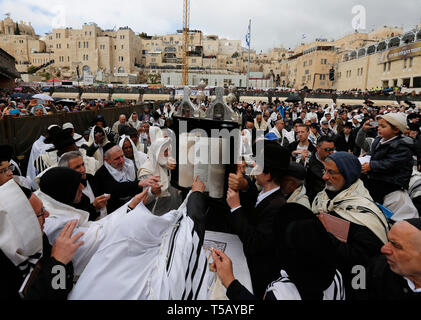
[142, 94, 170, 101]
[111, 93, 140, 101]
[52, 92, 80, 99]
[81, 93, 110, 100]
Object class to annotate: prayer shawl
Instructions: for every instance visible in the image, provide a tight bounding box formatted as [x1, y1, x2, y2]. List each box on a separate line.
[26, 135, 52, 188]
[68, 193, 212, 300]
[128, 113, 142, 130]
[265, 269, 345, 300]
[34, 190, 127, 276]
[287, 185, 311, 210]
[33, 151, 99, 188]
[139, 138, 171, 198]
[104, 160, 136, 183]
[270, 127, 294, 145]
[83, 126, 110, 166]
[312, 179, 389, 244]
[0, 180, 43, 267]
[149, 126, 164, 147]
[118, 135, 149, 173]
[254, 118, 268, 131]
[73, 133, 87, 148]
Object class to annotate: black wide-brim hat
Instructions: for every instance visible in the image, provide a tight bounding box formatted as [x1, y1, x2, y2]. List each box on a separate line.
[46, 129, 82, 152]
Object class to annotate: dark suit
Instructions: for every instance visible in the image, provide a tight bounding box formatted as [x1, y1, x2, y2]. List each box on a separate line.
[74, 174, 102, 221]
[228, 180, 286, 299]
[94, 165, 143, 213]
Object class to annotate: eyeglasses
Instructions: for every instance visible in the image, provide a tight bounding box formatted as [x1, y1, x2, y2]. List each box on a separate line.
[322, 169, 341, 176]
[323, 148, 335, 152]
[36, 207, 47, 218]
[0, 164, 15, 175]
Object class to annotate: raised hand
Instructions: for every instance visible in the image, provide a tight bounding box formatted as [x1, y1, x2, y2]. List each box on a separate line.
[51, 220, 84, 265]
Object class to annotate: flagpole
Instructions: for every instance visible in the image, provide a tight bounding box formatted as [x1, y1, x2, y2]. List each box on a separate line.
[247, 19, 251, 90]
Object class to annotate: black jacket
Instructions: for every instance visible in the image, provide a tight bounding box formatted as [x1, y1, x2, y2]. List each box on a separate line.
[368, 135, 415, 189]
[288, 140, 317, 163]
[305, 153, 326, 203]
[364, 255, 421, 300]
[228, 180, 286, 299]
[324, 210, 384, 299]
[0, 234, 73, 300]
[94, 165, 143, 213]
[335, 132, 357, 155]
[74, 174, 102, 221]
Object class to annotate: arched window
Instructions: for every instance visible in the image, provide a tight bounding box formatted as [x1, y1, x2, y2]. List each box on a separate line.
[358, 48, 366, 58]
[388, 37, 400, 49]
[367, 45, 376, 55]
[377, 42, 387, 52]
[118, 67, 125, 73]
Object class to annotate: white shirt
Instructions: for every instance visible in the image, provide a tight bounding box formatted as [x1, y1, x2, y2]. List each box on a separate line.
[231, 186, 280, 212]
[405, 277, 421, 293]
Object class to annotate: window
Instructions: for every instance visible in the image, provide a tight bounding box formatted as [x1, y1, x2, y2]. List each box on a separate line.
[78, 42, 81, 49]
[309, 59, 312, 66]
[404, 59, 407, 69]
[388, 62, 391, 71]
[121, 45, 124, 49]
[383, 63, 387, 72]
[409, 57, 413, 68]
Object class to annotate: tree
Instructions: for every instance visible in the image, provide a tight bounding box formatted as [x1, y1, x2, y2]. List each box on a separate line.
[27, 65, 37, 74]
[14, 22, 20, 35]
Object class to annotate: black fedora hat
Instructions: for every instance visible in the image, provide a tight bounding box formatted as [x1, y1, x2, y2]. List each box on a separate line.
[46, 129, 82, 152]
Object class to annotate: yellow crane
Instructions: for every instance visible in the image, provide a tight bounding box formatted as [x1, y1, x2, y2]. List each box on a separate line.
[182, 0, 190, 86]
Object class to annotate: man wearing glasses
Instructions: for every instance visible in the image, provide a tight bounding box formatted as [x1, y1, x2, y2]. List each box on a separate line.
[0, 156, 14, 186]
[305, 136, 335, 203]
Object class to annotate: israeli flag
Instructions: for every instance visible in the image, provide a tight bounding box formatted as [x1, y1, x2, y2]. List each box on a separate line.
[302, 34, 307, 39]
[246, 24, 251, 48]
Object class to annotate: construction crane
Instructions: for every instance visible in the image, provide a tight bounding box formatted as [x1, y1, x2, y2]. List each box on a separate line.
[182, 0, 190, 86]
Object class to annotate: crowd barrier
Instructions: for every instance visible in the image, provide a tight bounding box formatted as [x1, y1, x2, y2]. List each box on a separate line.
[0, 104, 146, 160]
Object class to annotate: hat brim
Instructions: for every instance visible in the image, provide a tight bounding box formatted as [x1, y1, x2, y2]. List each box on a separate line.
[46, 136, 82, 152]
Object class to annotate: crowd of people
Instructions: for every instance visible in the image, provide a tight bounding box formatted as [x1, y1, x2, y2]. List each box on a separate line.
[1, 88, 421, 301]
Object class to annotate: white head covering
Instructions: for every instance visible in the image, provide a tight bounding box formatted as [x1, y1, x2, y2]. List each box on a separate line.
[149, 126, 163, 146]
[0, 180, 43, 266]
[118, 135, 149, 171]
[138, 138, 171, 197]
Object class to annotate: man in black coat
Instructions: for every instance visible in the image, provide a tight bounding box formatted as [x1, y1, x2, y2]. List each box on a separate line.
[364, 219, 421, 300]
[225, 140, 291, 299]
[0, 182, 82, 300]
[94, 145, 160, 213]
[335, 121, 357, 155]
[58, 150, 108, 221]
[305, 136, 335, 203]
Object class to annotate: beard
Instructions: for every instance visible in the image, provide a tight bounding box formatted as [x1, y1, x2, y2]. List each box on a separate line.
[325, 183, 340, 192]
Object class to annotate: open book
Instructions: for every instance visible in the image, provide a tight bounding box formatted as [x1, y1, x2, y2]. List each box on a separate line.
[178, 133, 229, 199]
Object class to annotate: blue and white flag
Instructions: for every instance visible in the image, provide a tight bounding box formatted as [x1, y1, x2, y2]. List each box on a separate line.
[245, 22, 251, 48]
[302, 34, 307, 39]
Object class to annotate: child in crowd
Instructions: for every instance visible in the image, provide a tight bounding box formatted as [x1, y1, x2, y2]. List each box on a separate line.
[360, 113, 415, 204]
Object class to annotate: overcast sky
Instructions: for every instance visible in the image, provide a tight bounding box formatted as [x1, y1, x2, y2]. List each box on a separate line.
[1, 0, 420, 52]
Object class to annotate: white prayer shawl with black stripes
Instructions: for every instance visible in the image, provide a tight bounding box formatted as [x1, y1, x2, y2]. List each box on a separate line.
[265, 270, 345, 300]
[0, 180, 43, 274]
[68, 194, 212, 300]
[312, 179, 389, 244]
